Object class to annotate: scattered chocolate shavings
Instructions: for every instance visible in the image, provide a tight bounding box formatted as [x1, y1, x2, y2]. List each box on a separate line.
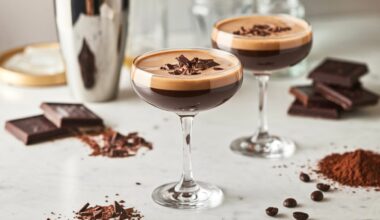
[161, 54, 221, 76]
[233, 24, 292, 37]
[75, 201, 143, 220]
[78, 129, 152, 158]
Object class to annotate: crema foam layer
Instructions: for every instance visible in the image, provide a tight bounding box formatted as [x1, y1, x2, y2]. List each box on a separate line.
[132, 49, 243, 91]
[212, 15, 312, 51]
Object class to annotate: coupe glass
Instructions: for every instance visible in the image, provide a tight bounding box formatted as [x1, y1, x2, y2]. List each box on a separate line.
[131, 48, 243, 209]
[212, 15, 312, 158]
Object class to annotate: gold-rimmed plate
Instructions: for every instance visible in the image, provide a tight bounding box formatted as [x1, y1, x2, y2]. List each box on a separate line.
[0, 42, 66, 87]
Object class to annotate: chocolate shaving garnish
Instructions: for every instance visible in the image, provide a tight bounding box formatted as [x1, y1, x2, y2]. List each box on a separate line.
[78, 129, 152, 158]
[213, 67, 224, 71]
[161, 55, 221, 76]
[161, 63, 178, 71]
[233, 24, 292, 36]
[176, 55, 192, 67]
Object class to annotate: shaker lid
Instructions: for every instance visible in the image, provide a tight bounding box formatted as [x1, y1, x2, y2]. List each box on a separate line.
[0, 42, 66, 87]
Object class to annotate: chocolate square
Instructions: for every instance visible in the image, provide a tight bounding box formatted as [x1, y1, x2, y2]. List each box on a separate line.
[315, 83, 379, 110]
[5, 115, 69, 145]
[40, 102, 104, 128]
[290, 85, 333, 106]
[308, 58, 368, 88]
[288, 100, 341, 119]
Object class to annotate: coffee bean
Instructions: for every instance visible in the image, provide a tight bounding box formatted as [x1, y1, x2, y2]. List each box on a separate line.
[299, 172, 311, 182]
[311, 190, 324, 201]
[293, 211, 309, 220]
[265, 207, 278, 217]
[316, 183, 330, 192]
[283, 198, 297, 208]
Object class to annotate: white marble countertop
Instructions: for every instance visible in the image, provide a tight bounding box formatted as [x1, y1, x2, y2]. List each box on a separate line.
[1, 14, 380, 220]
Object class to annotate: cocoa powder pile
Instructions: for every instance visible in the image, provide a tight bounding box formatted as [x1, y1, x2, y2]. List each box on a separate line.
[318, 149, 380, 187]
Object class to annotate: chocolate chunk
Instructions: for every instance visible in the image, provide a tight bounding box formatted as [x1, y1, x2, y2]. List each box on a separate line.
[311, 190, 324, 201]
[316, 183, 330, 192]
[283, 198, 297, 208]
[299, 172, 311, 182]
[40, 103, 103, 128]
[288, 100, 341, 119]
[5, 115, 69, 145]
[290, 85, 333, 106]
[78, 39, 96, 89]
[308, 58, 368, 88]
[265, 207, 278, 217]
[293, 211, 309, 220]
[314, 83, 379, 110]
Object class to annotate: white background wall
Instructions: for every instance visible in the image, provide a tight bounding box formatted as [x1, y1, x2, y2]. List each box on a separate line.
[0, 0, 379, 52]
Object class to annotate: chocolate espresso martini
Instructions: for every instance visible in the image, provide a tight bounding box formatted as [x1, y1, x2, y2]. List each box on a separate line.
[212, 15, 312, 158]
[131, 48, 243, 209]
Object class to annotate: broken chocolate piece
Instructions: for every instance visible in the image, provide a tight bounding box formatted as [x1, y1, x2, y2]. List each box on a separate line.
[314, 83, 379, 110]
[5, 115, 69, 145]
[288, 100, 341, 119]
[308, 58, 368, 88]
[40, 102, 104, 128]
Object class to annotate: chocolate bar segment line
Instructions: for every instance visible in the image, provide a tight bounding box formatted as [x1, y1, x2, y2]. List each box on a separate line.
[308, 58, 368, 88]
[40, 102, 103, 128]
[5, 115, 69, 145]
[315, 83, 379, 110]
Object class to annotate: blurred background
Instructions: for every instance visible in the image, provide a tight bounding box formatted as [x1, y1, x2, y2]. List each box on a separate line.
[1, 0, 380, 52]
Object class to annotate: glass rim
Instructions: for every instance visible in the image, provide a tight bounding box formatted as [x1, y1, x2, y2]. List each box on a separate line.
[131, 47, 242, 79]
[212, 14, 312, 40]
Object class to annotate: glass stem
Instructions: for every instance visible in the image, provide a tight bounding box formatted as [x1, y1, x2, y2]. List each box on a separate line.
[175, 114, 199, 193]
[255, 74, 270, 137]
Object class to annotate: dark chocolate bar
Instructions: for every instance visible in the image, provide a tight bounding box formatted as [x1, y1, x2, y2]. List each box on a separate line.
[5, 115, 69, 145]
[288, 100, 341, 119]
[40, 102, 104, 128]
[308, 58, 368, 88]
[314, 83, 379, 110]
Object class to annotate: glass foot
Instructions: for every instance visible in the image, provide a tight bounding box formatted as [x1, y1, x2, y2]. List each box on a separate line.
[152, 181, 223, 209]
[230, 133, 296, 159]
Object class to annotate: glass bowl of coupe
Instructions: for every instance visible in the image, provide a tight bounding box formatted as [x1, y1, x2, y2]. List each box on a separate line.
[131, 48, 243, 209]
[212, 14, 312, 158]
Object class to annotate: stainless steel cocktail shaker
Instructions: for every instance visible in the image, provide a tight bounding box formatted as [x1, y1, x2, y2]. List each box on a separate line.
[54, 0, 129, 102]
